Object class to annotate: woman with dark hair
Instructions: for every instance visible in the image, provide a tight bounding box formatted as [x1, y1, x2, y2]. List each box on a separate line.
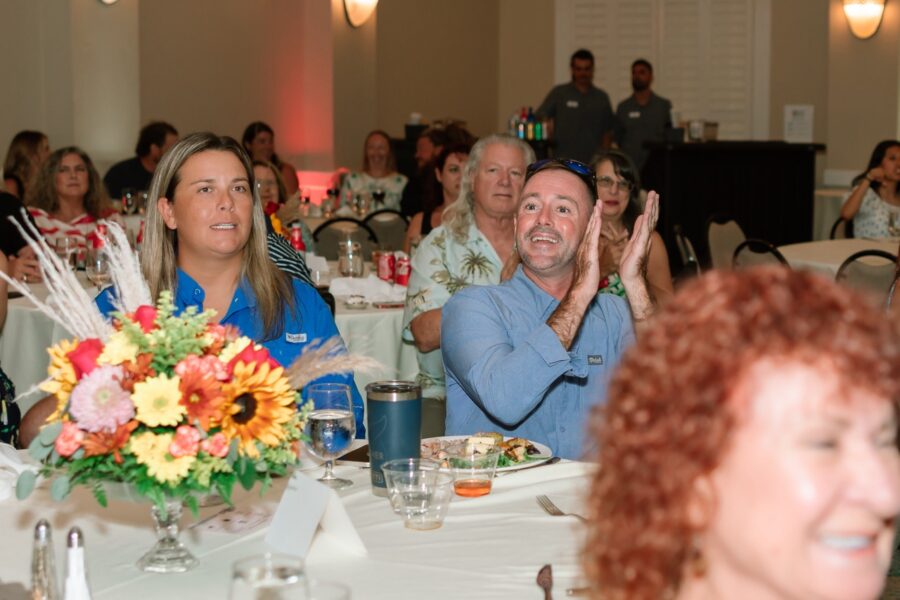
[241, 121, 299, 196]
[585, 267, 900, 600]
[25, 146, 117, 249]
[339, 130, 407, 212]
[840, 139, 900, 238]
[403, 142, 471, 254]
[3, 130, 49, 199]
[592, 149, 672, 301]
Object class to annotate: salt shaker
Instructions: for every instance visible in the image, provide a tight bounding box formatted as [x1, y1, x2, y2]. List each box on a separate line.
[32, 519, 60, 600]
[63, 527, 92, 600]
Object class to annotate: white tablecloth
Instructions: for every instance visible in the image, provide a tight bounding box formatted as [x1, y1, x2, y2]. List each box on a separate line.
[778, 238, 898, 278]
[0, 281, 416, 414]
[0, 458, 591, 599]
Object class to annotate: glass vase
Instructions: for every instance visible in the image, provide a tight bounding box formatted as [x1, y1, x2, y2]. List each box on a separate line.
[136, 499, 198, 573]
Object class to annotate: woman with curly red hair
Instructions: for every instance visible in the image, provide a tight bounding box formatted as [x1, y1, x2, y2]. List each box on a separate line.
[585, 267, 900, 600]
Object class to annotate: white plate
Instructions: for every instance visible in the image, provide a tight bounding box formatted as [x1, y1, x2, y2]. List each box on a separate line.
[421, 435, 553, 473]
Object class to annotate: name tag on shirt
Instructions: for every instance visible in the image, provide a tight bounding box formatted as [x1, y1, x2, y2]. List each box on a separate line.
[286, 332, 307, 344]
[566, 100, 579, 108]
[588, 355, 604, 365]
[628, 111, 641, 119]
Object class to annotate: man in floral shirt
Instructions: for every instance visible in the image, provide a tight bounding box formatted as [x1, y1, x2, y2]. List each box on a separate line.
[403, 135, 534, 434]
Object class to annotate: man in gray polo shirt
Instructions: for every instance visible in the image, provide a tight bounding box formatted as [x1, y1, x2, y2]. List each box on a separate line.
[615, 58, 673, 170]
[537, 49, 615, 164]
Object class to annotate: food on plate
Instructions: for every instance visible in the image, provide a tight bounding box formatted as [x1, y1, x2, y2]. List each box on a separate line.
[421, 432, 547, 468]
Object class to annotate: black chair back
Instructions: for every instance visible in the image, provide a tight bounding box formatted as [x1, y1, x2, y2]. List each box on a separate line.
[829, 217, 854, 239]
[312, 218, 379, 260]
[673, 224, 701, 282]
[732, 238, 789, 269]
[363, 209, 409, 252]
[835, 249, 898, 304]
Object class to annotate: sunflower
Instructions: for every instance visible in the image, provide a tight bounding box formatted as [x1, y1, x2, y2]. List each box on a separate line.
[42, 339, 79, 421]
[219, 361, 295, 458]
[129, 431, 195, 485]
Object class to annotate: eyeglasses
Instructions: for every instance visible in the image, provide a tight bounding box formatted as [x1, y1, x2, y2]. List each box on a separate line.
[525, 158, 598, 199]
[596, 175, 633, 194]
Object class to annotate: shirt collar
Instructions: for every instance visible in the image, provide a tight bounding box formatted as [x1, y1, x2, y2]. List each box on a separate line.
[174, 268, 256, 318]
[511, 265, 560, 316]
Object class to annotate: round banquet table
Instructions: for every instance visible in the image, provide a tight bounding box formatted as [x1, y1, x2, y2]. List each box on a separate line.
[778, 238, 898, 278]
[0, 277, 416, 414]
[0, 453, 591, 599]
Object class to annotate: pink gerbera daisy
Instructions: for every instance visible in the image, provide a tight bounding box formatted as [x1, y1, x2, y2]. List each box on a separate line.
[68, 365, 135, 433]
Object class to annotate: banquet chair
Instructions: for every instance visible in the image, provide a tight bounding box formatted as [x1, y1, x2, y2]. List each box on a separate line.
[313, 218, 379, 261]
[732, 239, 790, 269]
[707, 214, 746, 270]
[887, 274, 899, 310]
[363, 209, 409, 252]
[834, 249, 898, 303]
[672, 224, 701, 282]
[829, 217, 854, 239]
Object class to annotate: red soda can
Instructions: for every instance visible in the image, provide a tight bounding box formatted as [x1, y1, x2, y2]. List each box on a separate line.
[376, 250, 395, 282]
[394, 252, 410, 286]
[289, 224, 305, 252]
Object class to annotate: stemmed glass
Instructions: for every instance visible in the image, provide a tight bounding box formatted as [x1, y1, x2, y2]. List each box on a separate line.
[85, 247, 111, 290]
[121, 188, 137, 215]
[302, 383, 356, 489]
[889, 212, 900, 238]
[54, 237, 77, 270]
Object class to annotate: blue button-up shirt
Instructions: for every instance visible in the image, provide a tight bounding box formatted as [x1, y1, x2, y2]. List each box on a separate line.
[442, 266, 634, 459]
[95, 269, 365, 437]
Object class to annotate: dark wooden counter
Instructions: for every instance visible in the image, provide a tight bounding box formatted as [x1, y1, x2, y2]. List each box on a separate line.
[641, 141, 825, 269]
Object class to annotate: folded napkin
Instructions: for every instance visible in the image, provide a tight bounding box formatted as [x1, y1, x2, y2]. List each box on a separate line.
[329, 275, 406, 302]
[0, 443, 38, 502]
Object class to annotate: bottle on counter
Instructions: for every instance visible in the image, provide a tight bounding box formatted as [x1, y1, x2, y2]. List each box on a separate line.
[32, 519, 60, 600]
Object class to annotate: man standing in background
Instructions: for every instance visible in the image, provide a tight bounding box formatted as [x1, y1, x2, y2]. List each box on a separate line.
[615, 59, 672, 171]
[537, 49, 615, 164]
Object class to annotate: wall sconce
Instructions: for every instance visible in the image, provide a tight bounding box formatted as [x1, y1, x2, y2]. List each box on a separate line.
[344, 0, 378, 28]
[843, 0, 886, 39]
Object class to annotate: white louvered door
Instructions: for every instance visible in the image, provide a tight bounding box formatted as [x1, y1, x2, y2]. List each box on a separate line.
[554, 0, 767, 140]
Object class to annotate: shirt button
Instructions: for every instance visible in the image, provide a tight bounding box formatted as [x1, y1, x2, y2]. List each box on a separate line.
[561, 427, 566, 433]
[193, 290, 201, 297]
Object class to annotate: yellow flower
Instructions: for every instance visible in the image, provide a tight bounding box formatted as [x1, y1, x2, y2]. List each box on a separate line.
[42, 339, 79, 421]
[129, 431, 195, 485]
[218, 337, 252, 366]
[132, 373, 185, 427]
[97, 331, 139, 366]
[220, 361, 295, 458]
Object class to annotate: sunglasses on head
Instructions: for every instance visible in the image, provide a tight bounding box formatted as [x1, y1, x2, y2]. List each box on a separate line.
[525, 158, 598, 201]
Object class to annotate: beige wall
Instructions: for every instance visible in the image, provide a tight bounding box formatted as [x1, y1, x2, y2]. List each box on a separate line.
[375, 0, 500, 139]
[826, 0, 900, 177]
[497, 0, 555, 133]
[768, 0, 829, 145]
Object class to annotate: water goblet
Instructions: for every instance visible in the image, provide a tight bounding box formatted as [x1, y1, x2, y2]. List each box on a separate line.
[303, 383, 356, 489]
[54, 237, 77, 270]
[85, 247, 111, 290]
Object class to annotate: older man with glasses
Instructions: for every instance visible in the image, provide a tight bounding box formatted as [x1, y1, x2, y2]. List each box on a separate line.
[441, 158, 658, 459]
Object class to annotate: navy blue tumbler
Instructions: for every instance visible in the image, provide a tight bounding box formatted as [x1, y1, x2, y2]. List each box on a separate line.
[365, 381, 422, 497]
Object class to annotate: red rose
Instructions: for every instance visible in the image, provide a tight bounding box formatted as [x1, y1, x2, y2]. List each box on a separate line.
[200, 432, 229, 458]
[67, 339, 104, 379]
[55, 422, 85, 457]
[169, 425, 201, 458]
[227, 344, 279, 375]
[133, 305, 158, 333]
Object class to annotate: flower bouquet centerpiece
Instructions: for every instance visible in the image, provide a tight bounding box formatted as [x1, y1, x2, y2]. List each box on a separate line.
[2, 219, 377, 574]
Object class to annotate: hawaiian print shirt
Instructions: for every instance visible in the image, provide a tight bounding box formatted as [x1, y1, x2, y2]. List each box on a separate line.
[339, 172, 408, 213]
[402, 221, 502, 400]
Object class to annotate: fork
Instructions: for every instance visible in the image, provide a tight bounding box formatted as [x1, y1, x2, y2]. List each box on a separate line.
[536, 495, 587, 523]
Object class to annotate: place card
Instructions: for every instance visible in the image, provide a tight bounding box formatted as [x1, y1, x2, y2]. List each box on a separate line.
[265, 471, 366, 559]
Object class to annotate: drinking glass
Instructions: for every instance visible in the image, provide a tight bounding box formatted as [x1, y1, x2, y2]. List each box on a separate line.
[381, 458, 442, 515]
[303, 383, 356, 489]
[338, 241, 364, 277]
[889, 212, 900, 237]
[85, 247, 111, 290]
[54, 237, 77, 270]
[121, 188, 137, 215]
[446, 447, 501, 498]
[229, 554, 308, 600]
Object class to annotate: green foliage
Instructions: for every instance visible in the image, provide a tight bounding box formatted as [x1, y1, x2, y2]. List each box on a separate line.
[15, 470, 36, 500]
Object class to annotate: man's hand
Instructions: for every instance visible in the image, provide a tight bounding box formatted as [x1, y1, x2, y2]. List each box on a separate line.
[620, 192, 660, 324]
[547, 201, 604, 350]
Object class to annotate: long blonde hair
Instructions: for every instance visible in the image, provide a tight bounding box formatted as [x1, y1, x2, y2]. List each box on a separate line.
[25, 147, 111, 217]
[142, 132, 293, 340]
[441, 134, 534, 243]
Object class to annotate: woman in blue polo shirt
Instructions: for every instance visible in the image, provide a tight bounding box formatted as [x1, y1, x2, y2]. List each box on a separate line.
[99, 132, 365, 436]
